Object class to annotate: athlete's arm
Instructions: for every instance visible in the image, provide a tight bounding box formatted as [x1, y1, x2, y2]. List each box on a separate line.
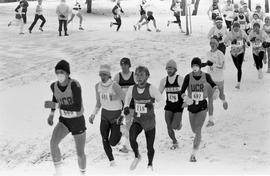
[113, 73, 120, 83]
[177, 75, 184, 88]
[15, 5, 20, 12]
[180, 74, 189, 98]
[59, 82, 82, 112]
[124, 85, 133, 108]
[113, 82, 126, 103]
[50, 83, 57, 112]
[206, 73, 217, 88]
[112, 5, 117, 15]
[158, 77, 166, 94]
[92, 83, 101, 115]
[149, 85, 165, 109]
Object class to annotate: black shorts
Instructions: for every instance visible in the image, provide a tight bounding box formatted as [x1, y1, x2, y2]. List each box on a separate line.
[59, 115, 86, 135]
[164, 105, 183, 113]
[147, 11, 154, 21]
[187, 99, 208, 113]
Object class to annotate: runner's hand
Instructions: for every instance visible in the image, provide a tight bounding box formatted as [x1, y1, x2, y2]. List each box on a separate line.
[183, 95, 193, 105]
[44, 101, 59, 109]
[207, 60, 213, 66]
[123, 107, 130, 115]
[47, 114, 54, 126]
[89, 114, 95, 124]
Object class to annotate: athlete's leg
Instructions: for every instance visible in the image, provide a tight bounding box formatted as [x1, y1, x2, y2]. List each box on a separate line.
[100, 119, 114, 161]
[77, 13, 83, 25]
[109, 122, 122, 146]
[165, 111, 177, 144]
[39, 15, 46, 28]
[116, 17, 122, 31]
[145, 128, 155, 166]
[29, 14, 39, 31]
[253, 53, 260, 70]
[68, 14, 75, 24]
[171, 112, 183, 130]
[73, 132, 86, 173]
[50, 122, 69, 170]
[129, 122, 143, 158]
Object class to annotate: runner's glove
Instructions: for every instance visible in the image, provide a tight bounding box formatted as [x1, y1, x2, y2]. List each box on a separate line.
[89, 114, 95, 124]
[44, 101, 59, 109]
[250, 37, 256, 42]
[123, 107, 130, 115]
[183, 95, 193, 105]
[262, 41, 270, 48]
[47, 114, 54, 126]
[207, 60, 214, 66]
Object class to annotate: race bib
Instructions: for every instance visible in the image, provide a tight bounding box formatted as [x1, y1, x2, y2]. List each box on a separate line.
[232, 40, 243, 48]
[168, 93, 178, 103]
[253, 41, 262, 48]
[135, 103, 147, 117]
[191, 92, 203, 104]
[60, 110, 77, 118]
[100, 93, 111, 102]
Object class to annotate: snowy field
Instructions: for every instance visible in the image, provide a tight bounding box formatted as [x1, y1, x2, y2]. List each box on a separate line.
[0, 0, 270, 175]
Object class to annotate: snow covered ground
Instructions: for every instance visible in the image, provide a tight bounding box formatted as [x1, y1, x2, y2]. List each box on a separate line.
[0, 0, 270, 175]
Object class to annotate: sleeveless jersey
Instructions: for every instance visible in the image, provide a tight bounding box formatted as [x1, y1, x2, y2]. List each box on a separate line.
[238, 15, 247, 30]
[132, 83, 155, 131]
[188, 72, 208, 104]
[53, 79, 84, 118]
[118, 72, 136, 93]
[164, 75, 183, 111]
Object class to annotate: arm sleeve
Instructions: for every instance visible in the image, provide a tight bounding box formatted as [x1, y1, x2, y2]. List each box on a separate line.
[124, 86, 133, 107]
[15, 5, 20, 12]
[206, 73, 217, 88]
[149, 85, 165, 109]
[158, 78, 166, 94]
[60, 82, 82, 112]
[113, 82, 126, 103]
[112, 5, 117, 15]
[180, 74, 190, 97]
[50, 83, 57, 111]
[113, 73, 120, 83]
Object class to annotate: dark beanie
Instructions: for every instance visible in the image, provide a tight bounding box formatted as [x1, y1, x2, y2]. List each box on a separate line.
[55, 60, 70, 74]
[191, 57, 202, 68]
[120, 57, 131, 67]
[233, 22, 240, 28]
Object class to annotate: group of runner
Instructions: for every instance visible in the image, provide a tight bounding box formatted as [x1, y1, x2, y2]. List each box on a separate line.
[207, 0, 270, 90]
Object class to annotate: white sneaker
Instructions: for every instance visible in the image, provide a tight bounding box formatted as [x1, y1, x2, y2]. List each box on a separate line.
[206, 120, 214, 127]
[235, 83, 240, 89]
[170, 143, 179, 150]
[119, 145, 129, 153]
[110, 160, 116, 167]
[129, 155, 141, 170]
[147, 165, 154, 171]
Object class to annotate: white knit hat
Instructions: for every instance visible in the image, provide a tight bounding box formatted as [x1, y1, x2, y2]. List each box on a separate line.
[99, 64, 111, 76]
[166, 59, 177, 70]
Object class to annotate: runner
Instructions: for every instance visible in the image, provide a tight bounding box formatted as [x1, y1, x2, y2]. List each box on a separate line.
[249, 22, 270, 79]
[159, 59, 184, 149]
[56, 0, 70, 36]
[241, 3, 251, 22]
[167, 0, 184, 33]
[234, 8, 250, 34]
[222, 0, 234, 31]
[67, 1, 84, 30]
[138, 0, 161, 32]
[110, 0, 124, 32]
[224, 22, 250, 89]
[250, 13, 264, 31]
[133, 0, 148, 31]
[28, 0, 46, 33]
[89, 64, 126, 166]
[113, 58, 136, 153]
[263, 16, 270, 73]
[207, 16, 228, 55]
[124, 66, 165, 171]
[233, 3, 240, 18]
[15, 0, 28, 24]
[207, 0, 221, 22]
[180, 57, 220, 162]
[203, 36, 228, 127]
[44, 60, 87, 175]
[8, 2, 25, 34]
[253, 3, 265, 21]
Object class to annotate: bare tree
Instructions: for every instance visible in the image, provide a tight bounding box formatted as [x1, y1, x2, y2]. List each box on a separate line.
[266, 0, 269, 13]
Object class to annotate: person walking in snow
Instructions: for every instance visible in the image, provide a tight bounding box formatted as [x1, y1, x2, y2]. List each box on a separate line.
[180, 57, 220, 162]
[28, 0, 46, 33]
[56, 0, 70, 36]
[8, 1, 25, 34]
[124, 66, 165, 171]
[167, 0, 184, 33]
[67, 1, 84, 30]
[89, 64, 126, 167]
[110, 0, 124, 32]
[44, 60, 87, 176]
[159, 59, 184, 150]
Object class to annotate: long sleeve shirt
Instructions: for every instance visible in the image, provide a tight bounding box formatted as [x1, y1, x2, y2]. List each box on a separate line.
[124, 84, 165, 109]
[56, 2, 70, 20]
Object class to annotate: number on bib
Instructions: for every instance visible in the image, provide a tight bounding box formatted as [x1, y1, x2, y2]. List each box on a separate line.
[168, 93, 178, 103]
[100, 93, 111, 102]
[232, 40, 243, 48]
[135, 104, 147, 114]
[191, 92, 203, 104]
[61, 110, 77, 118]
